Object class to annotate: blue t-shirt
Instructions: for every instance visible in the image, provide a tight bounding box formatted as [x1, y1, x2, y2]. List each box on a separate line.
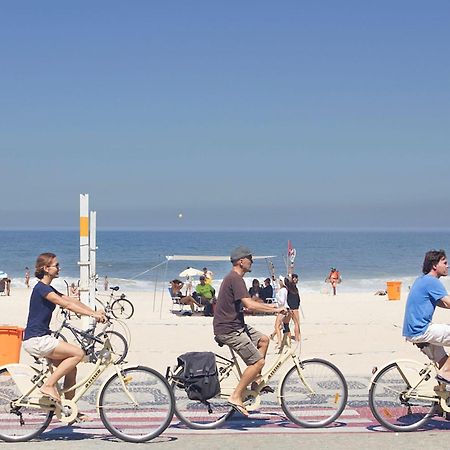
[23, 281, 59, 340]
[402, 274, 448, 338]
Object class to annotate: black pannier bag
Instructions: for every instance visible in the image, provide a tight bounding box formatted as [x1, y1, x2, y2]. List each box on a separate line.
[176, 351, 220, 402]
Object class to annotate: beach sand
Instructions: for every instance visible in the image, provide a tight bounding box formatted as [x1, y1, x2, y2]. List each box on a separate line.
[0, 286, 435, 379]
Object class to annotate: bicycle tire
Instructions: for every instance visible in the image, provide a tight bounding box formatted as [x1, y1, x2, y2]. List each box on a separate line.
[369, 362, 436, 431]
[172, 365, 235, 429]
[99, 366, 174, 442]
[280, 358, 348, 427]
[111, 298, 134, 320]
[93, 330, 128, 364]
[0, 367, 54, 442]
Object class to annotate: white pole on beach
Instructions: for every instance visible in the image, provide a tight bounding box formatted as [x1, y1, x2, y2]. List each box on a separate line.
[79, 194, 91, 328]
[89, 211, 97, 312]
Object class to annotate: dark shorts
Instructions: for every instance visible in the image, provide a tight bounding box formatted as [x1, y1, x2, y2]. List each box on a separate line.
[215, 325, 264, 365]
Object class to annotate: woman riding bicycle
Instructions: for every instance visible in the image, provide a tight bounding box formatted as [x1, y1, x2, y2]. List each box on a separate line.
[22, 252, 106, 405]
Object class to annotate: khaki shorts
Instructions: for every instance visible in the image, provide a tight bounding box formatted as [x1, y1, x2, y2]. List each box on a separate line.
[215, 325, 264, 366]
[22, 335, 59, 358]
[406, 323, 450, 363]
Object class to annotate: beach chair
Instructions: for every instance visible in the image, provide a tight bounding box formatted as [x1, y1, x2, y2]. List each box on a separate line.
[169, 287, 185, 312]
[0, 279, 5, 296]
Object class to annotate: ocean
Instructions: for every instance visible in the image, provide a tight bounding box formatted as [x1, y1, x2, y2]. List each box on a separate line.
[1, 230, 450, 294]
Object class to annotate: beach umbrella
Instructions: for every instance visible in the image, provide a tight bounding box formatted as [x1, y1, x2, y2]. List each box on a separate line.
[179, 267, 203, 278]
[0, 271, 7, 279]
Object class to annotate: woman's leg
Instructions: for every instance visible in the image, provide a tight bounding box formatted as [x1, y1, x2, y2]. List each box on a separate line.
[291, 309, 301, 342]
[42, 341, 85, 401]
[275, 314, 283, 346]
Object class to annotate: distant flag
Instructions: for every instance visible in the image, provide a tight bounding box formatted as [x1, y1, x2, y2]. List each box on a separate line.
[287, 240, 296, 276]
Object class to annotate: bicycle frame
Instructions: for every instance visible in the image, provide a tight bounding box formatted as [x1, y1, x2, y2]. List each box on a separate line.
[4, 336, 138, 423]
[369, 359, 450, 413]
[218, 334, 304, 411]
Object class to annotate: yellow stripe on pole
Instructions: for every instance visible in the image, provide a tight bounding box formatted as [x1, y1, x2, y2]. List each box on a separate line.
[80, 216, 89, 237]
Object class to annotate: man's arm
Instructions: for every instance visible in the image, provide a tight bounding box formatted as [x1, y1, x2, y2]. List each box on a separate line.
[438, 296, 450, 308]
[241, 296, 285, 314]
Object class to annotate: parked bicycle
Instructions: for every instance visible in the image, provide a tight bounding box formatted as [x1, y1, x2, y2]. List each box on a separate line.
[167, 330, 348, 429]
[369, 343, 450, 431]
[96, 286, 134, 320]
[0, 320, 174, 443]
[53, 309, 128, 364]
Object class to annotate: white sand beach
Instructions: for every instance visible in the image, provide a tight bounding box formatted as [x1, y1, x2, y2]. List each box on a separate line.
[0, 286, 435, 378]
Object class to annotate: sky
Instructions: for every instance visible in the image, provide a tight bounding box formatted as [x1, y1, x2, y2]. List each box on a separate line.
[1, 0, 449, 231]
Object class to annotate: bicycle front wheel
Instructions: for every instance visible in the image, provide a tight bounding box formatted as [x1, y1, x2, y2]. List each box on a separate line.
[111, 299, 134, 319]
[280, 358, 348, 427]
[369, 362, 436, 431]
[93, 330, 128, 364]
[172, 366, 234, 429]
[0, 367, 53, 442]
[99, 366, 174, 442]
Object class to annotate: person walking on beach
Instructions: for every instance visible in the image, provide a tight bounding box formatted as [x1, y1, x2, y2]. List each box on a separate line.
[104, 275, 109, 291]
[325, 267, 341, 295]
[402, 249, 450, 383]
[22, 252, 106, 408]
[213, 246, 286, 416]
[25, 267, 30, 288]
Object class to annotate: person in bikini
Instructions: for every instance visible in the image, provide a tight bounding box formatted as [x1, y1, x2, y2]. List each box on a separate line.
[22, 252, 106, 417]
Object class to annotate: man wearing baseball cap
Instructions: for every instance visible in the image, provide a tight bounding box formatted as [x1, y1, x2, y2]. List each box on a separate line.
[213, 245, 286, 416]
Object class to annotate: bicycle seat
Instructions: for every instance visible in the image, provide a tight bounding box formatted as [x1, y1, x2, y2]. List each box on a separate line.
[110, 286, 120, 291]
[414, 342, 430, 349]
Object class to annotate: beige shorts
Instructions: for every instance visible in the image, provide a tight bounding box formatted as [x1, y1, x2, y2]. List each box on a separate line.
[406, 323, 450, 363]
[215, 325, 264, 366]
[22, 335, 59, 358]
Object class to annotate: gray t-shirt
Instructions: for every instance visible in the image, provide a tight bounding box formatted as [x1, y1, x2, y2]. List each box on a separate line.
[213, 270, 248, 335]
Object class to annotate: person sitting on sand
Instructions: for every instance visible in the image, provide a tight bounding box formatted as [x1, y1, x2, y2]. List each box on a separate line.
[403, 249, 450, 384]
[170, 279, 202, 313]
[22, 252, 106, 418]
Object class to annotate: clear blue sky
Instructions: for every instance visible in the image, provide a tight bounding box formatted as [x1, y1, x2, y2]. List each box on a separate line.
[1, 1, 449, 230]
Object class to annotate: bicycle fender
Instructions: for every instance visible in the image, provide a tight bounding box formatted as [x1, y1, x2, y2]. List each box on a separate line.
[0, 363, 40, 396]
[96, 364, 142, 413]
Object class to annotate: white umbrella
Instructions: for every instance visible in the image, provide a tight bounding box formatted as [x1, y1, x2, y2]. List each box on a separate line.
[0, 271, 8, 279]
[179, 267, 204, 278]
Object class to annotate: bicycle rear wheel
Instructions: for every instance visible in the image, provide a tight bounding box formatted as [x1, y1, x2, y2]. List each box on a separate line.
[369, 362, 436, 431]
[0, 367, 53, 442]
[280, 358, 348, 427]
[111, 299, 134, 319]
[99, 366, 174, 442]
[93, 330, 128, 364]
[172, 366, 234, 429]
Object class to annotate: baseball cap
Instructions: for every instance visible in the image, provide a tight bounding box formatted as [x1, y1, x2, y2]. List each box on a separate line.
[230, 245, 253, 262]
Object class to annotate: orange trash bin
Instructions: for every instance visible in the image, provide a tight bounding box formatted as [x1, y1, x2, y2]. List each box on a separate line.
[386, 281, 402, 301]
[0, 326, 24, 365]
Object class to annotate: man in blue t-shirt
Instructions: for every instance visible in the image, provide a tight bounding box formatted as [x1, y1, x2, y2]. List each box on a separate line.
[403, 249, 450, 383]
